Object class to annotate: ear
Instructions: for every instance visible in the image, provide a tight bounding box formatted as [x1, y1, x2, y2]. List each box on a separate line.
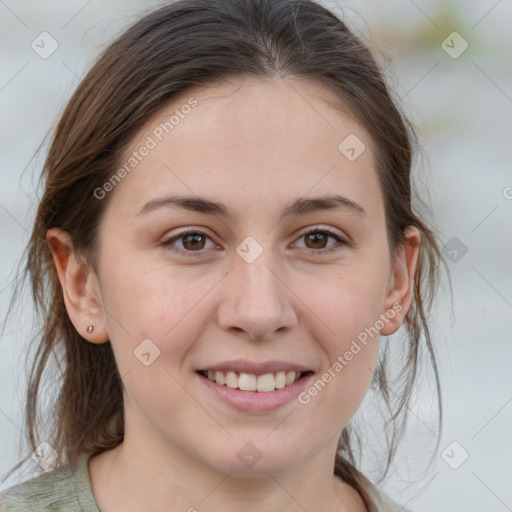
[379, 226, 421, 336]
[46, 227, 109, 343]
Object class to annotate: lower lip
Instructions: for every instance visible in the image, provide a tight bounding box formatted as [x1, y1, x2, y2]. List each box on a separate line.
[197, 372, 314, 413]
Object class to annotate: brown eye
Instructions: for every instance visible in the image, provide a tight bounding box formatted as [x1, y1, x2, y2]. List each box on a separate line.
[181, 233, 206, 251]
[295, 228, 349, 255]
[162, 229, 216, 256]
[304, 232, 329, 250]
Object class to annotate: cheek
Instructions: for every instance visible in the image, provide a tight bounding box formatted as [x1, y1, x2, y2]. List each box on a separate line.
[102, 249, 197, 326]
[98, 253, 218, 371]
[294, 263, 386, 412]
[297, 332, 379, 434]
[301, 265, 388, 345]
[97, 262, 212, 426]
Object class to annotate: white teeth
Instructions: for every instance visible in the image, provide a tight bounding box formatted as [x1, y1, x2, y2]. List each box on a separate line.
[257, 373, 275, 393]
[204, 370, 304, 391]
[275, 371, 286, 389]
[225, 371, 238, 389]
[238, 373, 257, 391]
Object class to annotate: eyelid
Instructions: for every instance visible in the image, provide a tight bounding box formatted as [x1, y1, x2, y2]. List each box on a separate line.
[295, 225, 348, 242]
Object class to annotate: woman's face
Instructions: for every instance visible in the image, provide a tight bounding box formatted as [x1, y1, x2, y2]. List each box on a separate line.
[56, 77, 418, 476]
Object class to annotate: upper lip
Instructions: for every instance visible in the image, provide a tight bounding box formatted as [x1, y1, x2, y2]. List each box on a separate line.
[199, 359, 313, 376]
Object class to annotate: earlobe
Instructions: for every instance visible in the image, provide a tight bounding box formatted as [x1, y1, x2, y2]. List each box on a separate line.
[45, 227, 109, 343]
[380, 226, 421, 336]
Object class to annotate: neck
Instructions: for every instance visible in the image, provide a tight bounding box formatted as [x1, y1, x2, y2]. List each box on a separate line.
[88, 438, 365, 512]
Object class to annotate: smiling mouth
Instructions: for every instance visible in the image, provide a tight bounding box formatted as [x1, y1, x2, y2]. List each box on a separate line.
[197, 370, 313, 393]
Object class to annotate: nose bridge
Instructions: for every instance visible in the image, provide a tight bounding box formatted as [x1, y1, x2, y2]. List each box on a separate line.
[217, 240, 296, 339]
[238, 251, 280, 306]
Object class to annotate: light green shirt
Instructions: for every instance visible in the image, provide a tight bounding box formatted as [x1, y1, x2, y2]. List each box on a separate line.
[1, 454, 98, 512]
[0, 453, 411, 511]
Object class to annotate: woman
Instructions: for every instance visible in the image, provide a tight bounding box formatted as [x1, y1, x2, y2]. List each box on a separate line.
[0, 1, 449, 510]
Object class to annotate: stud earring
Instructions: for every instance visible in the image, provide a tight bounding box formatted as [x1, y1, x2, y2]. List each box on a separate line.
[86, 325, 94, 334]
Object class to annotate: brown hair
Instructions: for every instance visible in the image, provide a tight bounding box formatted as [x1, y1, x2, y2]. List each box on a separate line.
[3, 0, 451, 507]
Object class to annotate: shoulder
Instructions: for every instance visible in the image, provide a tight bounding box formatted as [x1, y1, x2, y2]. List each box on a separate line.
[359, 473, 413, 512]
[0, 453, 99, 512]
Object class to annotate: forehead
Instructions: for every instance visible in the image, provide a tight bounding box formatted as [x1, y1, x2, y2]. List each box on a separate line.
[105, 77, 383, 223]
[143, 77, 367, 159]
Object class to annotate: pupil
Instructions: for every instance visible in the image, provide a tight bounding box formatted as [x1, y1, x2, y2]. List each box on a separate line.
[184, 234, 203, 250]
[308, 233, 326, 248]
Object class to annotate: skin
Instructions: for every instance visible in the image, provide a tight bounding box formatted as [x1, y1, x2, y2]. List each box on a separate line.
[47, 76, 420, 512]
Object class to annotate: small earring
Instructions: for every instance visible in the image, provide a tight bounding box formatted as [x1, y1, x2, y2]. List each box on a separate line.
[86, 325, 94, 334]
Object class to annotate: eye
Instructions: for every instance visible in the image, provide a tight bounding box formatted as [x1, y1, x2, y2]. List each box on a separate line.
[293, 227, 349, 254]
[161, 227, 350, 258]
[161, 229, 216, 257]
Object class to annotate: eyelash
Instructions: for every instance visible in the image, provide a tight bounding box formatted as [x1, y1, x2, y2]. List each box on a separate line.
[161, 227, 349, 258]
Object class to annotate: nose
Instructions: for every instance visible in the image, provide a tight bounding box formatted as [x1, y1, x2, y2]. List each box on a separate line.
[217, 247, 298, 341]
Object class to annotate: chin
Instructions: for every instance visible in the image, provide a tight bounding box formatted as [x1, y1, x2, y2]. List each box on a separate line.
[199, 439, 308, 477]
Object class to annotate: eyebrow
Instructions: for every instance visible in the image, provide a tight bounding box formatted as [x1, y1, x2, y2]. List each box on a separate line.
[136, 193, 367, 219]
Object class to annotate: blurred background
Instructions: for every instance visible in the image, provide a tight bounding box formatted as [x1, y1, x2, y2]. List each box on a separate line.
[1, 1, 511, 510]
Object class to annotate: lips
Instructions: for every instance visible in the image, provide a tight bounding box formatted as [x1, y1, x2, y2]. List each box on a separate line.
[196, 359, 314, 394]
[199, 359, 313, 375]
[197, 366, 315, 413]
